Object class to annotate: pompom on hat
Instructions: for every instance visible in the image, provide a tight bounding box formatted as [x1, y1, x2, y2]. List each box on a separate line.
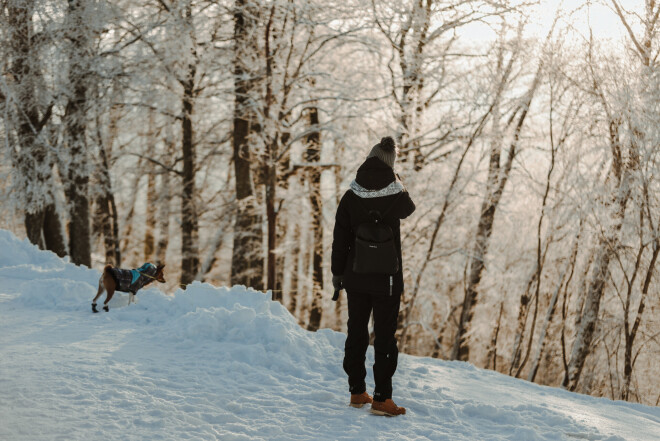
[367, 136, 397, 168]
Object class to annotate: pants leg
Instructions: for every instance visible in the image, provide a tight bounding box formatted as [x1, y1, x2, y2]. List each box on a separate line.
[343, 291, 372, 394]
[371, 292, 401, 401]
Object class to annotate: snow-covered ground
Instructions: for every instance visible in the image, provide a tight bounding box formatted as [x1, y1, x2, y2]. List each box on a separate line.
[1, 230, 659, 441]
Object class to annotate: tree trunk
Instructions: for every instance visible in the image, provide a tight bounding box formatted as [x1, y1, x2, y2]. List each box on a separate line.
[453, 187, 498, 361]
[179, 2, 199, 286]
[91, 96, 121, 265]
[275, 130, 291, 295]
[452, 108, 530, 361]
[265, 157, 278, 296]
[8, 0, 61, 254]
[144, 161, 156, 262]
[564, 241, 614, 390]
[95, 194, 120, 266]
[262, 8, 278, 297]
[231, 0, 264, 290]
[196, 212, 233, 282]
[399, 104, 493, 351]
[509, 144, 556, 376]
[299, 224, 312, 325]
[155, 143, 172, 265]
[25, 211, 45, 249]
[528, 227, 581, 383]
[95, 193, 116, 266]
[564, 121, 630, 391]
[485, 302, 504, 371]
[143, 111, 157, 262]
[608, 0, 659, 400]
[453, 73, 508, 362]
[43, 204, 66, 257]
[118, 156, 143, 263]
[306, 105, 323, 331]
[622, 242, 659, 400]
[332, 139, 345, 329]
[509, 269, 537, 374]
[180, 60, 199, 285]
[288, 201, 302, 316]
[453, 47, 543, 361]
[392, 0, 431, 168]
[64, 0, 91, 267]
[94, 132, 120, 265]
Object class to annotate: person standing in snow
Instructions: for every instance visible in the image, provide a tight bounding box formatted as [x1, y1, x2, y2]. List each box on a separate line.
[331, 136, 415, 416]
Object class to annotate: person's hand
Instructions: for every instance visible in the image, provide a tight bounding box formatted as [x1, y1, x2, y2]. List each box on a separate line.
[332, 275, 343, 291]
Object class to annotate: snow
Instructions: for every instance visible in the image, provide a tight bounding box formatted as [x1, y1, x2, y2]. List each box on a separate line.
[1, 230, 659, 441]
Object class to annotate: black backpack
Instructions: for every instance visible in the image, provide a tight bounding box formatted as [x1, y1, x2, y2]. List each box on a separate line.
[352, 193, 401, 275]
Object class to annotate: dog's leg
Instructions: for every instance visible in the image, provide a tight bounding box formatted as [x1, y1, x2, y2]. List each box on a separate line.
[92, 277, 104, 303]
[128, 292, 135, 305]
[103, 288, 114, 312]
[92, 277, 105, 313]
[103, 275, 116, 312]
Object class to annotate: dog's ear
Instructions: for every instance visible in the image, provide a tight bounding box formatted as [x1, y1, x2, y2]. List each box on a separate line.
[156, 264, 166, 283]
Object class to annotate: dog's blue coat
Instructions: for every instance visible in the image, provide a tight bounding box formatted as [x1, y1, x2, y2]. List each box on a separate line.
[108, 263, 157, 294]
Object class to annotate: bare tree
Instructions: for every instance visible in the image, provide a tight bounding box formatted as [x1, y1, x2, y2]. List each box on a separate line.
[155, 138, 174, 265]
[453, 20, 545, 361]
[371, 0, 515, 170]
[93, 110, 121, 266]
[305, 101, 323, 331]
[179, 0, 200, 285]
[63, 0, 94, 267]
[4, 0, 65, 257]
[528, 222, 582, 383]
[231, 0, 264, 289]
[564, 0, 659, 391]
[510, 63, 577, 378]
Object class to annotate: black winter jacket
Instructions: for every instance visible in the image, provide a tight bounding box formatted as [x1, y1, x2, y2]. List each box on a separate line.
[331, 157, 416, 296]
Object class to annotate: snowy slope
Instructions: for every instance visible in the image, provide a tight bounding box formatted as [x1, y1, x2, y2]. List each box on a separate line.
[0, 230, 659, 441]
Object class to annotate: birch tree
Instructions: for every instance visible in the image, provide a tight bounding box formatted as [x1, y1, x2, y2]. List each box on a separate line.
[564, 0, 660, 391]
[232, 0, 264, 289]
[453, 20, 545, 361]
[62, 0, 95, 267]
[371, 0, 520, 169]
[3, 0, 65, 257]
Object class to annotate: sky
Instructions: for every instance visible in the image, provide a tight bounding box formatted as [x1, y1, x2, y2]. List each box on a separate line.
[461, 0, 629, 43]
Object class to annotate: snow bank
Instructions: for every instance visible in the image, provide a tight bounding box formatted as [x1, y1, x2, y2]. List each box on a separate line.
[1, 229, 659, 441]
[0, 230, 98, 294]
[0, 229, 345, 384]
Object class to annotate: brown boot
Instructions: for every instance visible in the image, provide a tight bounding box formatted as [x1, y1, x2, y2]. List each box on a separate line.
[371, 399, 406, 416]
[349, 392, 373, 408]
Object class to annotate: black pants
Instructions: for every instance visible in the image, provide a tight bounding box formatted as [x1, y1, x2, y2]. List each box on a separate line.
[343, 290, 400, 401]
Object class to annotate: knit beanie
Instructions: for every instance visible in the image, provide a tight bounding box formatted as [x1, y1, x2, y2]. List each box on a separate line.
[367, 136, 397, 168]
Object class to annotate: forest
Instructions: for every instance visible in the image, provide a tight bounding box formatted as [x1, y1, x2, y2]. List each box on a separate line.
[1, 0, 659, 405]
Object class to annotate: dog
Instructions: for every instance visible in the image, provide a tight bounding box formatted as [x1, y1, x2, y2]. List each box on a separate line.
[92, 263, 166, 313]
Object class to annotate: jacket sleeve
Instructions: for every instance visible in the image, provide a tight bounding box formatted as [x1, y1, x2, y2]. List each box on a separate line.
[398, 191, 416, 220]
[331, 192, 353, 276]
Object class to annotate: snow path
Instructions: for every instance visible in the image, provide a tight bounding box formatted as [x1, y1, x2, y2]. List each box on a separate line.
[1, 230, 659, 440]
